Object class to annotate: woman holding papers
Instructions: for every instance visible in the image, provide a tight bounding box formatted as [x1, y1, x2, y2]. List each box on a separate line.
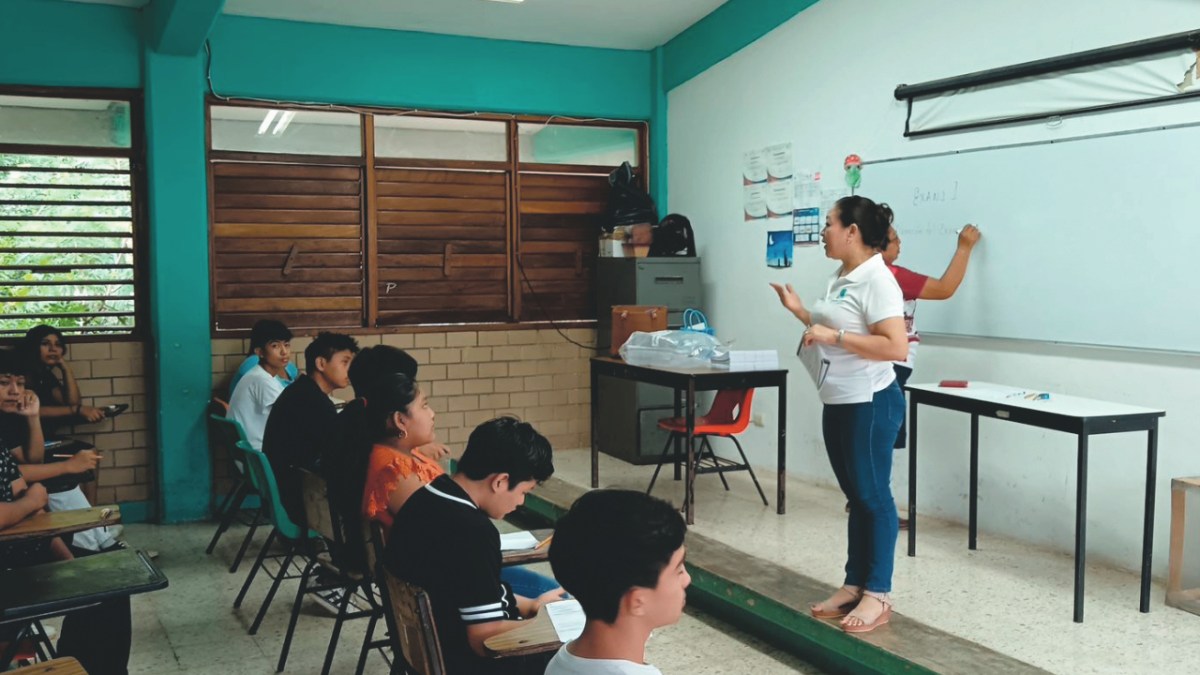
[770, 195, 907, 634]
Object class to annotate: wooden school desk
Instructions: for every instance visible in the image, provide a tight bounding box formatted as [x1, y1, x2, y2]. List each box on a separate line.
[905, 382, 1163, 623]
[483, 607, 560, 658]
[590, 356, 788, 524]
[0, 506, 120, 544]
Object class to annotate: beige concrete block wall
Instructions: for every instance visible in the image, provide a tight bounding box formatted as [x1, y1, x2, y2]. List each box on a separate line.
[55, 340, 155, 505]
[210, 328, 595, 495]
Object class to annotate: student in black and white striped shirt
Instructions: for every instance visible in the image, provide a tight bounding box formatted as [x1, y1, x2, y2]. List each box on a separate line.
[385, 416, 562, 675]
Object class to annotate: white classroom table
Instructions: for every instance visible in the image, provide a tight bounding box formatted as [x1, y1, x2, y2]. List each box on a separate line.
[904, 382, 1164, 623]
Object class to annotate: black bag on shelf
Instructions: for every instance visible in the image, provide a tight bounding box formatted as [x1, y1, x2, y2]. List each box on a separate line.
[604, 161, 657, 232]
[648, 214, 696, 257]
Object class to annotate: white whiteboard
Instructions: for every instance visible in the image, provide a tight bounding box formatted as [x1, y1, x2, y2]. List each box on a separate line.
[861, 123, 1200, 352]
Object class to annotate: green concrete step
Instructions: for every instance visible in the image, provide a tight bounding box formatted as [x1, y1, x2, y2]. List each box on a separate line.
[523, 478, 1049, 675]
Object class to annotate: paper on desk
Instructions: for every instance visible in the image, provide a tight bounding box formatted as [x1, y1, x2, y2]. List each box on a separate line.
[499, 531, 540, 551]
[545, 599, 585, 642]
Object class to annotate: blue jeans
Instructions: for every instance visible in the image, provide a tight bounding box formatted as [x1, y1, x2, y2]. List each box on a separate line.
[822, 381, 904, 593]
[500, 566, 560, 599]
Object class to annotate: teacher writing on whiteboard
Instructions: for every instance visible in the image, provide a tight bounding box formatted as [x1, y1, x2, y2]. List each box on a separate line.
[770, 196, 908, 634]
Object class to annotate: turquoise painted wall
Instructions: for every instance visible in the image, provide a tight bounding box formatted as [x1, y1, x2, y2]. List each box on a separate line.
[208, 16, 653, 120]
[661, 0, 820, 92]
[0, 0, 142, 88]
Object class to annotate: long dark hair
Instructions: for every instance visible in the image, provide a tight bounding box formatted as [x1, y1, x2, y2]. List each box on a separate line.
[16, 325, 66, 398]
[326, 371, 420, 572]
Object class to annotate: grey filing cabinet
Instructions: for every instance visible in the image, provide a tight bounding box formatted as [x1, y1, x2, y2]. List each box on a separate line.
[595, 257, 703, 464]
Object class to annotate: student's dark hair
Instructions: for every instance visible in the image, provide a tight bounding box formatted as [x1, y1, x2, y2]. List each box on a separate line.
[0, 348, 31, 379]
[834, 195, 893, 251]
[17, 324, 66, 363]
[455, 416, 553, 487]
[325, 353, 420, 573]
[550, 490, 687, 624]
[347, 345, 418, 393]
[248, 319, 293, 354]
[305, 332, 360, 373]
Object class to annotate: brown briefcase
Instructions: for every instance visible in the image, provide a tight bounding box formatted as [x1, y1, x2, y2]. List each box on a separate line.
[611, 305, 667, 356]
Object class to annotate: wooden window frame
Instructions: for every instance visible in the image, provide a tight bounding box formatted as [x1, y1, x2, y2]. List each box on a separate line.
[206, 98, 648, 337]
[0, 85, 147, 344]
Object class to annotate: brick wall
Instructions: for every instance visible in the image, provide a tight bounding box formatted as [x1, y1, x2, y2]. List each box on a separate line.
[53, 340, 155, 505]
[210, 328, 595, 496]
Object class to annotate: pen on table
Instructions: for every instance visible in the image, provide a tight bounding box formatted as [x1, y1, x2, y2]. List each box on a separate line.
[534, 535, 553, 550]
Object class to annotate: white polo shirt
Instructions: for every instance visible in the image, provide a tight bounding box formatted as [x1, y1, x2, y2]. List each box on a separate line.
[808, 253, 904, 405]
[228, 364, 285, 450]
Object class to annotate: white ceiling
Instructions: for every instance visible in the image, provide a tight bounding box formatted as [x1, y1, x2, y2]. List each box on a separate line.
[59, 0, 728, 50]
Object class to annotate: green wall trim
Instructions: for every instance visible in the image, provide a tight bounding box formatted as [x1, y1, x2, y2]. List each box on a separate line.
[207, 15, 653, 120]
[661, 0, 820, 92]
[0, 0, 142, 88]
[148, 0, 227, 57]
[117, 500, 155, 524]
[144, 47, 213, 523]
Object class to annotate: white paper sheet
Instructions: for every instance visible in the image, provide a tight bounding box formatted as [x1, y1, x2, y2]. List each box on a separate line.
[498, 531, 539, 551]
[545, 599, 586, 642]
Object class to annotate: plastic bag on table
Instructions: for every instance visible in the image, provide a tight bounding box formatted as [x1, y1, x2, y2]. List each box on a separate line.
[618, 330, 728, 368]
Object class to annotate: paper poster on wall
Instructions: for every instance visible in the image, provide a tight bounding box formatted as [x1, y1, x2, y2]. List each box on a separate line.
[765, 143, 793, 182]
[742, 149, 767, 185]
[766, 181, 793, 218]
[792, 207, 821, 245]
[766, 230, 794, 269]
[743, 184, 768, 221]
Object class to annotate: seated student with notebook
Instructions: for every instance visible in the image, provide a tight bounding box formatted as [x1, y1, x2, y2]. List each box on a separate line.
[546, 490, 689, 675]
[0, 351, 112, 556]
[228, 319, 293, 450]
[385, 416, 564, 675]
[0, 352, 132, 674]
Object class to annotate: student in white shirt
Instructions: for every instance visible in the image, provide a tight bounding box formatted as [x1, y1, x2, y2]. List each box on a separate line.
[770, 196, 908, 634]
[228, 320, 292, 450]
[546, 490, 689, 675]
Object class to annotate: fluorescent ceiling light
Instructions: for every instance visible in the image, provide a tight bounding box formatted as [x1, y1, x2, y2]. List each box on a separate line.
[272, 110, 297, 136]
[257, 109, 278, 135]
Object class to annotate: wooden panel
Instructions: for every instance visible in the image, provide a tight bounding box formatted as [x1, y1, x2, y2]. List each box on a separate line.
[377, 168, 504, 185]
[213, 238, 362, 254]
[216, 297, 361, 312]
[516, 172, 605, 322]
[214, 208, 361, 224]
[213, 224, 360, 239]
[212, 177, 361, 195]
[213, 164, 360, 180]
[375, 182, 506, 199]
[214, 194, 362, 210]
[374, 167, 509, 326]
[210, 161, 365, 330]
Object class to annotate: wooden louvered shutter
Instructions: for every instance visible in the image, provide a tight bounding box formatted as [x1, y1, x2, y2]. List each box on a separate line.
[516, 172, 605, 322]
[210, 162, 365, 330]
[373, 168, 509, 325]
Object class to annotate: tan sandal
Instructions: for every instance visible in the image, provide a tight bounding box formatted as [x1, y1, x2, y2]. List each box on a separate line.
[810, 586, 862, 619]
[842, 591, 892, 634]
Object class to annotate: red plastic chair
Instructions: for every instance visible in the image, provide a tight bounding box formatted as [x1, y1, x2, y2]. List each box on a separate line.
[646, 388, 768, 506]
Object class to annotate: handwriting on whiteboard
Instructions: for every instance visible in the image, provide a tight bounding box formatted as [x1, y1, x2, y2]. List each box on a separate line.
[912, 181, 958, 206]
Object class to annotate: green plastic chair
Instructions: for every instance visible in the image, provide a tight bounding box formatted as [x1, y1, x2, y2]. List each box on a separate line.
[232, 441, 321, 636]
[206, 412, 263, 573]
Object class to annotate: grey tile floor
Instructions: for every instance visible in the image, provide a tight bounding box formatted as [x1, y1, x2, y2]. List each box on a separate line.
[86, 517, 819, 674]
[555, 449, 1200, 675]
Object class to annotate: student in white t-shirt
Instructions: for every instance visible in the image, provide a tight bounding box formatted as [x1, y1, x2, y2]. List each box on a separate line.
[545, 490, 689, 675]
[770, 196, 908, 635]
[228, 320, 293, 450]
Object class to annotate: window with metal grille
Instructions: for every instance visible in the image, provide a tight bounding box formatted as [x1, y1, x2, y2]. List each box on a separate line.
[0, 91, 140, 338]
